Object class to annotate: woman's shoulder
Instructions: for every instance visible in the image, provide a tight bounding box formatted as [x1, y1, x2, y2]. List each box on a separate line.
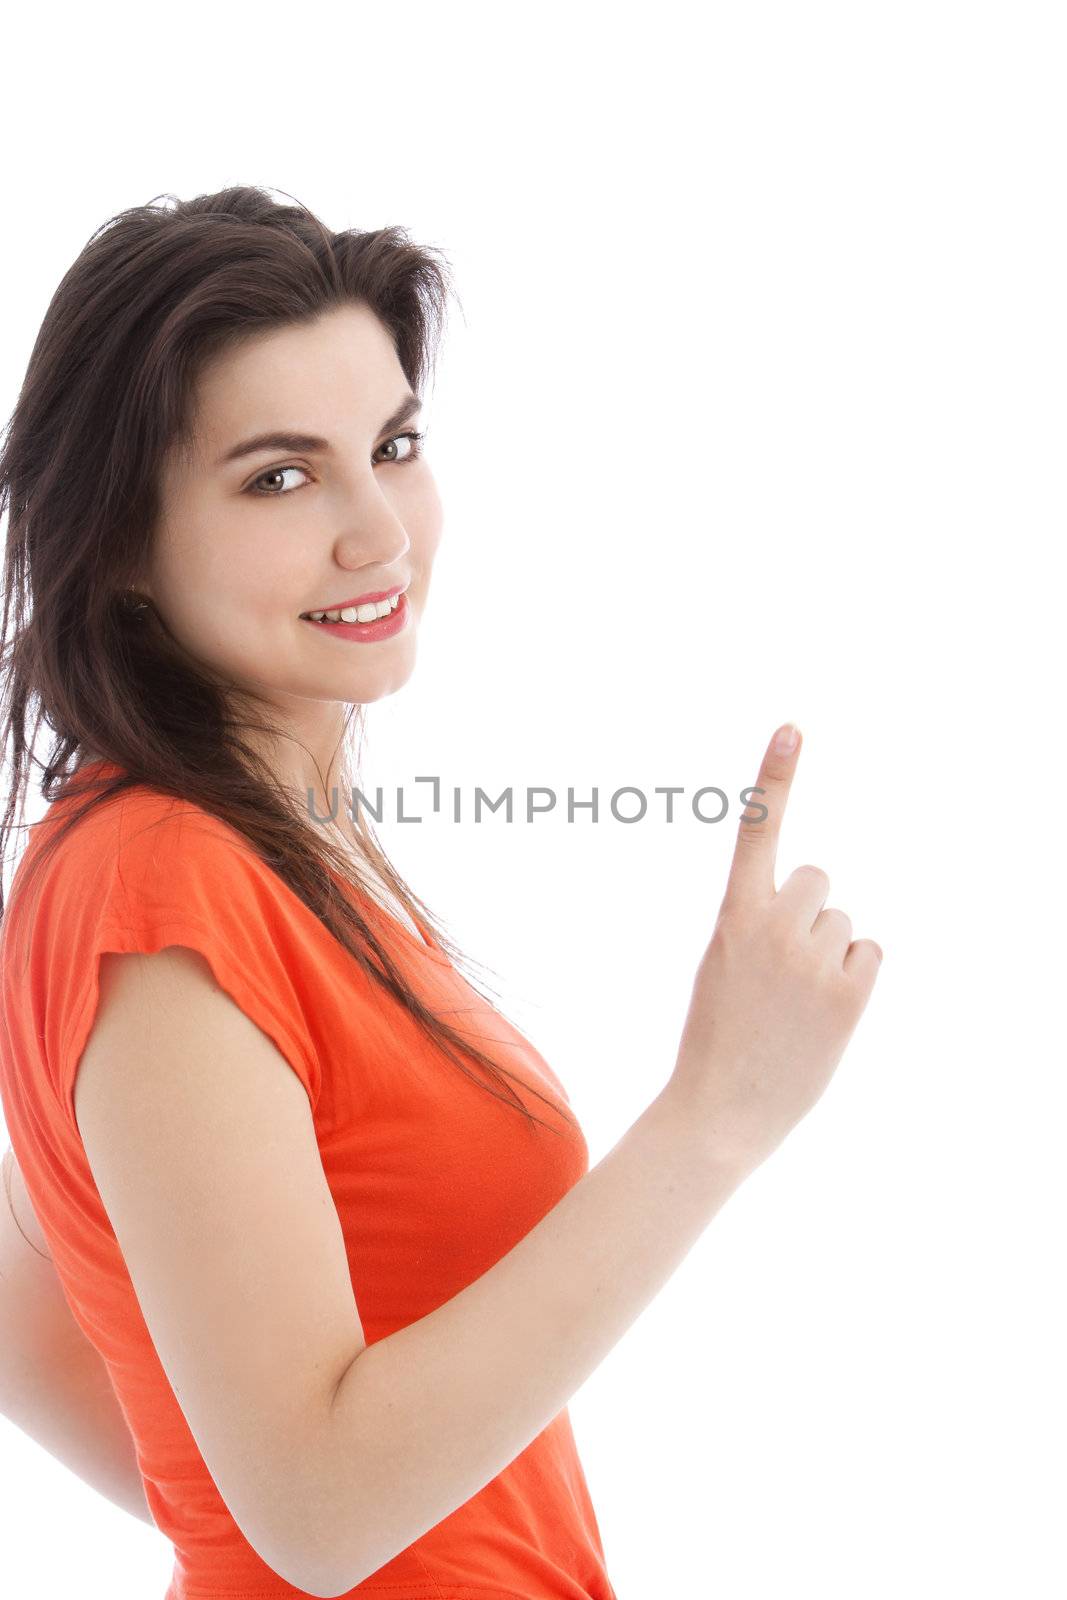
[19, 762, 274, 938]
[45, 761, 252, 859]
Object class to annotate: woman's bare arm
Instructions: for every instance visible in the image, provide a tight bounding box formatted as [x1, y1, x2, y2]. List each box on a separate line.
[72, 943, 745, 1600]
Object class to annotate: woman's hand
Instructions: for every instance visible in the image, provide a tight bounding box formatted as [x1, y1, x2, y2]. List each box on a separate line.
[667, 723, 883, 1178]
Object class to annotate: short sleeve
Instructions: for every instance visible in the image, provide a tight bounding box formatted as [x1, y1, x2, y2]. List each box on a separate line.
[51, 794, 323, 1133]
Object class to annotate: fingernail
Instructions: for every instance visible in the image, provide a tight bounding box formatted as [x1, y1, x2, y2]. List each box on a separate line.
[773, 722, 800, 753]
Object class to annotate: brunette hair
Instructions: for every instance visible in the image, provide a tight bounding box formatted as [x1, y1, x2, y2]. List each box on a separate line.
[0, 183, 573, 1139]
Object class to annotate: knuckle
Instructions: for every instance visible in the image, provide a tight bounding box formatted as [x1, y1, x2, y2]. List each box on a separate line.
[852, 938, 885, 975]
[769, 915, 809, 961]
[792, 863, 830, 892]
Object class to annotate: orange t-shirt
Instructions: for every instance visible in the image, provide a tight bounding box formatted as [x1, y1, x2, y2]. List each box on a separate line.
[0, 763, 617, 1600]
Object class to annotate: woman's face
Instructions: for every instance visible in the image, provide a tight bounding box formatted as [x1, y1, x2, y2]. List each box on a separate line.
[145, 302, 442, 765]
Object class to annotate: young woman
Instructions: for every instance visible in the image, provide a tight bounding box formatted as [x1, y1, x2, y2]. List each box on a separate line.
[0, 185, 883, 1599]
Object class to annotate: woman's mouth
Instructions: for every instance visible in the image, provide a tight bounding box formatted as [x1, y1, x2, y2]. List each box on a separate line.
[300, 590, 409, 643]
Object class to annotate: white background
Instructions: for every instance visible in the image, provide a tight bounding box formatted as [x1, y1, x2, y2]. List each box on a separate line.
[1, 3, 1064, 1595]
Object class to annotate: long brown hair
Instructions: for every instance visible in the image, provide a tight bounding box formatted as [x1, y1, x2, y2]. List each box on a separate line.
[0, 183, 573, 1139]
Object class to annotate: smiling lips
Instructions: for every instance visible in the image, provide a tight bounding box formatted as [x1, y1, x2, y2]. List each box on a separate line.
[302, 590, 410, 639]
[301, 582, 408, 618]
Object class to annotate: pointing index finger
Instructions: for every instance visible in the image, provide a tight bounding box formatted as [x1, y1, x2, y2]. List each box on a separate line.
[724, 722, 802, 906]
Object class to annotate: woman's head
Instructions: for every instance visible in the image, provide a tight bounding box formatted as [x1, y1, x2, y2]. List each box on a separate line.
[148, 299, 442, 787]
[0, 185, 573, 1139]
[2, 184, 449, 804]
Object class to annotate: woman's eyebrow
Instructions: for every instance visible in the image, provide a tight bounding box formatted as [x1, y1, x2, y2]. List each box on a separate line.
[216, 391, 422, 467]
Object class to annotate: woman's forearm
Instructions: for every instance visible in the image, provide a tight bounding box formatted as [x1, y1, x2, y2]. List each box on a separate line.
[317, 1085, 747, 1593]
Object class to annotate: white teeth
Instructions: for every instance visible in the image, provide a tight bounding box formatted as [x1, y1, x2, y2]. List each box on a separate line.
[307, 593, 401, 624]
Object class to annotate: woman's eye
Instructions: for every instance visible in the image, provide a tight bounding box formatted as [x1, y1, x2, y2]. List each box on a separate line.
[376, 430, 426, 465]
[246, 431, 426, 496]
[248, 465, 311, 496]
